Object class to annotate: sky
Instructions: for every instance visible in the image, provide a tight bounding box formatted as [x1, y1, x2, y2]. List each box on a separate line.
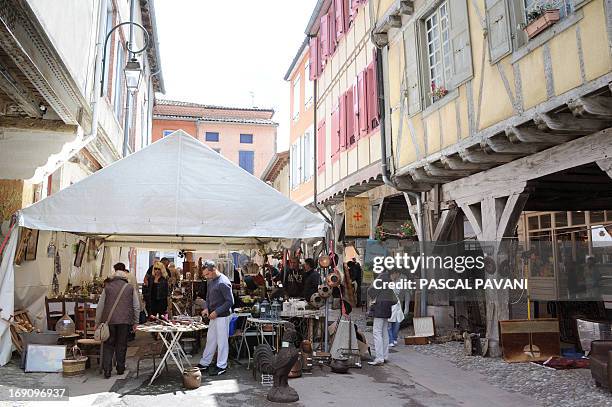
[154, 0, 319, 152]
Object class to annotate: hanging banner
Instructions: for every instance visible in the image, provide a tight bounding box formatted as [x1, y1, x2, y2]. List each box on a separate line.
[345, 197, 370, 237]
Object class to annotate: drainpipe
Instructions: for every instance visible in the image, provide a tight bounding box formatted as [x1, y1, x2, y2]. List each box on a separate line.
[122, 0, 137, 157]
[372, 39, 427, 316]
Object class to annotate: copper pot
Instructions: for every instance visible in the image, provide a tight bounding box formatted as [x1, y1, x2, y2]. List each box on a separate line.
[318, 255, 331, 268]
[326, 271, 341, 288]
[318, 285, 332, 298]
[309, 293, 324, 308]
[183, 367, 202, 389]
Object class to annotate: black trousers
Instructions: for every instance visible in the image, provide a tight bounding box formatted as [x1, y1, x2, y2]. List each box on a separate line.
[102, 324, 130, 373]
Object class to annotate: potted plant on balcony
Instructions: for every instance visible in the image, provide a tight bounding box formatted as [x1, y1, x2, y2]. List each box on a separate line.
[431, 82, 448, 102]
[524, 3, 560, 39]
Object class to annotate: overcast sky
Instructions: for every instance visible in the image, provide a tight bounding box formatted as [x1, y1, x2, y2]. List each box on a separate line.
[154, 0, 318, 152]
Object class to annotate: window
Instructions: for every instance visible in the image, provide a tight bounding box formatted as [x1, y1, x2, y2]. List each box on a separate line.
[425, 2, 452, 101]
[304, 61, 313, 107]
[205, 132, 219, 142]
[103, 3, 114, 94]
[113, 42, 126, 120]
[303, 126, 314, 181]
[162, 130, 174, 137]
[240, 134, 253, 144]
[239, 150, 254, 174]
[292, 75, 301, 120]
[290, 140, 302, 189]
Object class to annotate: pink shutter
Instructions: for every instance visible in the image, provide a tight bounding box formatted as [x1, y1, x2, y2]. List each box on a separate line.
[353, 80, 359, 141]
[339, 94, 347, 151]
[345, 87, 355, 147]
[343, 0, 351, 30]
[331, 105, 340, 161]
[317, 119, 326, 172]
[320, 14, 329, 60]
[358, 70, 368, 137]
[328, 8, 337, 55]
[367, 61, 380, 130]
[334, 0, 345, 40]
[309, 37, 318, 81]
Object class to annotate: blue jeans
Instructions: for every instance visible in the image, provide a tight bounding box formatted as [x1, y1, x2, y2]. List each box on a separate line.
[388, 321, 400, 344]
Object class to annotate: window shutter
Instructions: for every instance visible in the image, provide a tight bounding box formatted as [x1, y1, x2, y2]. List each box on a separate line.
[329, 8, 337, 55]
[331, 104, 340, 161]
[449, 0, 473, 87]
[485, 0, 512, 63]
[403, 22, 422, 115]
[339, 93, 347, 151]
[309, 37, 318, 80]
[317, 119, 326, 171]
[343, 0, 351, 30]
[334, 0, 345, 40]
[321, 14, 329, 60]
[352, 80, 359, 140]
[357, 70, 368, 137]
[367, 61, 380, 130]
[345, 87, 355, 146]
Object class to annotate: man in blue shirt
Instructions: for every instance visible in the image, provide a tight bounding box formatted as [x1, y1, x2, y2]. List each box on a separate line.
[197, 260, 234, 376]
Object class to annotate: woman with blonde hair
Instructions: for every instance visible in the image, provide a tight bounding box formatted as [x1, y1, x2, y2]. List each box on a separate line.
[143, 261, 169, 317]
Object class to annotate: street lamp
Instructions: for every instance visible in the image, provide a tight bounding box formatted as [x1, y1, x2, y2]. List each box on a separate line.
[124, 58, 143, 93]
[100, 21, 149, 96]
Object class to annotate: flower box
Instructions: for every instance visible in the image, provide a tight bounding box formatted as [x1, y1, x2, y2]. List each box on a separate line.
[524, 9, 560, 39]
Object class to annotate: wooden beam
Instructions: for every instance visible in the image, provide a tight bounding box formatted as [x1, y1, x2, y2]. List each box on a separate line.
[0, 117, 76, 132]
[568, 96, 612, 118]
[372, 33, 388, 47]
[459, 149, 520, 164]
[400, 0, 415, 14]
[597, 157, 612, 179]
[432, 205, 458, 241]
[481, 138, 541, 154]
[440, 155, 493, 170]
[424, 163, 475, 178]
[505, 126, 576, 144]
[409, 168, 458, 183]
[388, 15, 402, 28]
[0, 61, 42, 118]
[443, 128, 612, 202]
[534, 112, 611, 134]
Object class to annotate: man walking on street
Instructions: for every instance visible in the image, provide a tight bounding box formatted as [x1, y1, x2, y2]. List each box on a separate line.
[367, 271, 395, 366]
[198, 260, 234, 376]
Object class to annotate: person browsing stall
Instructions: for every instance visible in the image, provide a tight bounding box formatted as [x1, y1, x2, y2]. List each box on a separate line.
[95, 262, 140, 378]
[198, 260, 234, 376]
[302, 258, 319, 301]
[280, 256, 304, 298]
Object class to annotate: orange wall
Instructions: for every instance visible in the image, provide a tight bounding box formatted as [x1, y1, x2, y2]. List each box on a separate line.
[289, 48, 315, 205]
[152, 119, 197, 142]
[153, 117, 277, 177]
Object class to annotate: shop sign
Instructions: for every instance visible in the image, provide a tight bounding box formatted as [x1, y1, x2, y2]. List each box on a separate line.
[345, 197, 370, 237]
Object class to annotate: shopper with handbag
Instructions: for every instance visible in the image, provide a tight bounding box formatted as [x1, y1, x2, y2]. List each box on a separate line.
[387, 270, 404, 347]
[366, 271, 395, 366]
[95, 263, 140, 378]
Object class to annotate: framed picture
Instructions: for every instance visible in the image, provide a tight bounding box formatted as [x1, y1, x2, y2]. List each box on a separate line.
[25, 344, 66, 372]
[25, 229, 39, 261]
[14, 228, 32, 265]
[74, 240, 86, 267]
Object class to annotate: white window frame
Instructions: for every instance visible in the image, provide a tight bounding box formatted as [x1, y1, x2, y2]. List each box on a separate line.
[292, 75, 301, 121]
[304, 61, 313, 108]
[424, 2, 452, 103]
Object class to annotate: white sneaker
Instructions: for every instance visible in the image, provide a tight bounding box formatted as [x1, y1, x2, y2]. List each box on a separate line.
[389, 343, 395, 348]
[393, 340, 398, 345]
[368, 359, 384, 366]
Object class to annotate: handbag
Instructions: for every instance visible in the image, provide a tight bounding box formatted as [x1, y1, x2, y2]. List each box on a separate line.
[94, 283, 129, 342]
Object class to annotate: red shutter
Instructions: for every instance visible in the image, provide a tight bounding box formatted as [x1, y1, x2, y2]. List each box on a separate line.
[334, 0, 345, 40]
[331, 104, 340, 161]
[343, 0, 351, 31]
[357, 70, 368, 138]
[328, 8, 337, 55]
[317, 119, 326, 172]
[339, 94, 347, 151]
[345, 87, 355, 147]
[320, 14, 329, 60]
[367, 61, 380, 130]
[309, 37, 318, 81]
[352, 80, 359, 141]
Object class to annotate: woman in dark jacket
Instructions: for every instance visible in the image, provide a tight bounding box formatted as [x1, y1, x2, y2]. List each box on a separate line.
[143, 261, 169, 317]
[367, 272, 395, 365]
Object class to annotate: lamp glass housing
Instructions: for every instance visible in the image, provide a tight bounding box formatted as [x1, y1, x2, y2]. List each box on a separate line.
[124, 58, 142, 92]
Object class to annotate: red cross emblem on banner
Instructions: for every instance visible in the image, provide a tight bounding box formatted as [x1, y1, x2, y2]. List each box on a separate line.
[353, 211, 363, 222]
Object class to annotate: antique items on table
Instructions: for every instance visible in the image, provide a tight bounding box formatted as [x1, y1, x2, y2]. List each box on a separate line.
[137, 316, 207, 385]
[499, 318, 560, 363]
[254, 322, 300, 403]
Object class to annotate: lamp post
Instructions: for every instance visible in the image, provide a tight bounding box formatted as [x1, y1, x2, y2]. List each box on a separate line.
[100, 21, 149, 97]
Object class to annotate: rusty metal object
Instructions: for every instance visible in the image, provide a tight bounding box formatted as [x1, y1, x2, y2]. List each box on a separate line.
[326, 271, 341, 288]
[499, 318, 560, 363]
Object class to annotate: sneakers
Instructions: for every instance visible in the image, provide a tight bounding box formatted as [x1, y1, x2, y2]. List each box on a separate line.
[208, 366, 227, 376]
[393, 340, 398, 346]
[367, 359, 384, 366]
[197, 363, 209, 371]
[389, 343, 395, 348]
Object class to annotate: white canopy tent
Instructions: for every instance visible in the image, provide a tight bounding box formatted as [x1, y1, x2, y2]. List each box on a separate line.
[0, 130, 328, 365]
